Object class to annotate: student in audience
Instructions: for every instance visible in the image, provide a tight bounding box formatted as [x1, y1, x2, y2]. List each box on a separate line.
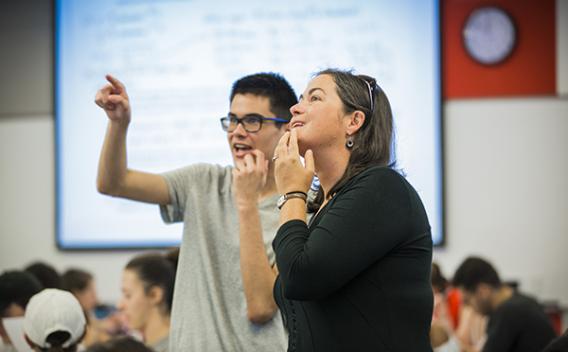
[272, 68, 433, 351]
[85, 336, 154, 352]
[24, 261, 63, 289]
[430, 262, 456, 349]
[118, 253, 177, 352]
[453, 256, 556, 352]
[62, 269, 98, 314]
[23, 289, 87, 352]
[430, 262, 487, 351]
[95, 72, 297, 351]
[431, 262, 463, 328]
[62, 268, 108, 347]
[0, 270, 43, 352]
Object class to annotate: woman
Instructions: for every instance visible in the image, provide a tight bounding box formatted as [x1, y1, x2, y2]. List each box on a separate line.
[62, 268, 111, 347]
[118, 252, 177, 352]
[273, 69, 433, 351]
[62, 269, 98, 314]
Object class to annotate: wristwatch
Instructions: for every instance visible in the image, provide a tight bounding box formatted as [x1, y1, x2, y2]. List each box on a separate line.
[277, 191, 307, 210]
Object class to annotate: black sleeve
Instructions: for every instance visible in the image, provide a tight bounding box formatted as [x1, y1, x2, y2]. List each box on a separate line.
[482, 308, 517, 352]
[273, 169, 422, 300]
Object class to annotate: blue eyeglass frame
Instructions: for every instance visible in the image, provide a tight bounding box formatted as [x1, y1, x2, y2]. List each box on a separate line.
[220, 114, 289, 132]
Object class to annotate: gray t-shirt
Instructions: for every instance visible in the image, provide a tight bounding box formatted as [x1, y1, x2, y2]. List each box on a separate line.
[160, 163, 287, 352]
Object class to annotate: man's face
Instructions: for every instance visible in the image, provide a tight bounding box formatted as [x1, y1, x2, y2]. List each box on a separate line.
[227, 94, 287, 165]
[461, 284, 494, 316]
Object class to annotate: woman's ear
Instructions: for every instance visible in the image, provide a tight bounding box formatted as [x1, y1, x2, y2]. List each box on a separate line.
[148, 286, 164, 306]
[345, 110, 366, 136]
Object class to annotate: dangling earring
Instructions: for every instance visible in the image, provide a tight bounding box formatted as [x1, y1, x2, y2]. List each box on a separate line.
[346, 136, 354, 149]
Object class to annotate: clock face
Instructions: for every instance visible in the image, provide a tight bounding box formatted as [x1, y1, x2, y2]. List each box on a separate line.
[462, 6, 516, 65]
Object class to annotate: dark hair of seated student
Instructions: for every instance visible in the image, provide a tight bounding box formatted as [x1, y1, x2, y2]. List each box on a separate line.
[61, 268, 98, 315]
[25, 261, 63, 289]
[0, 270, 44, 347]
[84, 336, 154, 352]
[431, 262, 449, 293]
[0, 271, 43, 316]
[62, 269, 93, 294]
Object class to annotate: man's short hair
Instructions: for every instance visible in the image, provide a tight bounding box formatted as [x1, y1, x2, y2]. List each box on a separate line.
[0, 270, 43, 316]
[452, 256, 501, 292]
[230, 72, 298, 121]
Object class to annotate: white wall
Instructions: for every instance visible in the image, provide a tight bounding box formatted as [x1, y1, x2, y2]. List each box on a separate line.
[435, 98, 568, 305]
[558, 0, 568, 95]
[0, 1, 567, 309]
[0, 117, 142, 303]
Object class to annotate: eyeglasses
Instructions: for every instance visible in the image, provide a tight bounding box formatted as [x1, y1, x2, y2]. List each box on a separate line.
[220, 114, 289, 133]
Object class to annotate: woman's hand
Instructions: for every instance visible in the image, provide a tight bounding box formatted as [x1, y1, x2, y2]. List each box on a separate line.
[274, 129, 315, 195]
[232, 150, 268, 209]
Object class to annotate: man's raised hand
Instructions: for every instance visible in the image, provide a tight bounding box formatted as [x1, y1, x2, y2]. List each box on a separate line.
[94, 74, 131, 125]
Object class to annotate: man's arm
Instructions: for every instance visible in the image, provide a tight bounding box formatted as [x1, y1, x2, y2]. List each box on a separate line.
[233, 151, 278, 324]
[95, 74, 170, 205]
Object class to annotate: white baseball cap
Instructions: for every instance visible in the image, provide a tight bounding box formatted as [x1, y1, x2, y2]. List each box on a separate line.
[23, 289, 87, 348]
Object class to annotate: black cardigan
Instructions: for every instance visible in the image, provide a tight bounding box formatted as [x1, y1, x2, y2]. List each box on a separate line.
[273, 166, 434, 352]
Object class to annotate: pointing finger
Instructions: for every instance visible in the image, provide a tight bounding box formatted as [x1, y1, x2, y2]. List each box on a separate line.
[105, 74, 127, 95]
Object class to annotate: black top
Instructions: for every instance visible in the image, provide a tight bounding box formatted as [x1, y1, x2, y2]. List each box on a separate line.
[542, 329, 568, 352]
[483, 293, 557, 352]
[273, 166, 433, 352]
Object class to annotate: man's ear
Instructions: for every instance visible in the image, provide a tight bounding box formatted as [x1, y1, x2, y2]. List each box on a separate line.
[345, 110, 365, 136]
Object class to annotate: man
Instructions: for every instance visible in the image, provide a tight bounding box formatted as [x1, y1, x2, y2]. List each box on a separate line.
[95, 73, 297, 351]
[452, 256, 556, 352]
[0, 270, 43, 352]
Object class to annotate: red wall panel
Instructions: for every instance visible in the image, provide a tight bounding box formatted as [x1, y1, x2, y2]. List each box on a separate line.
[443, 0, 556, 98]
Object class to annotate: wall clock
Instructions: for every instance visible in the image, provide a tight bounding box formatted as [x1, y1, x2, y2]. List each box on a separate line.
[462, 6, 517, 65]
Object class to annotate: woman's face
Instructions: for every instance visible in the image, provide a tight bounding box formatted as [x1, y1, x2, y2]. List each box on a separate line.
[289, 74, 348, 155]
[117, 269, 154, 331]
[75, 279, 98, 312]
